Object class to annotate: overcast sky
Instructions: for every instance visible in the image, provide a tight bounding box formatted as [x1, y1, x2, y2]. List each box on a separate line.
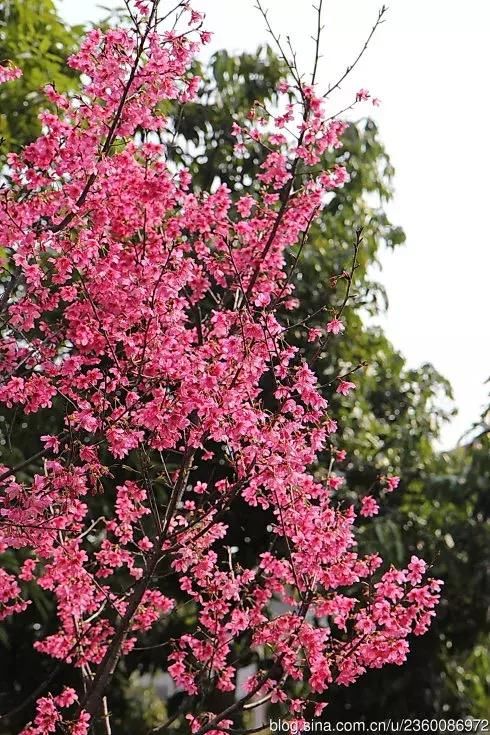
[58, 0, 490, 449]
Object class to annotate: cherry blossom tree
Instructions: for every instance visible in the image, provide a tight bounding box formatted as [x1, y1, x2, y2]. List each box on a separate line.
[0, 1, 441, 732]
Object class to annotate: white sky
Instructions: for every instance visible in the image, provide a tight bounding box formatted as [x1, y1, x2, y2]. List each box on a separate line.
[59, 0, 490, 449]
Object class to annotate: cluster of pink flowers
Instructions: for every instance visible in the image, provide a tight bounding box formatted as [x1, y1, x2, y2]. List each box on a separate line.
[0, 63, 22, 84]
[0, 1, 440, 731]
[21, 690, 89, 735]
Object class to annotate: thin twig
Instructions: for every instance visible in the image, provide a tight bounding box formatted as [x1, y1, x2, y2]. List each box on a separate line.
[323, 5, 388, 98]
[311, 0, 324, 86]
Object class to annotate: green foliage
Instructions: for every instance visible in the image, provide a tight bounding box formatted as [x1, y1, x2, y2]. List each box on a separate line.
[444, 635, 490, 717]
[114, 672, 168, 734]
[0, 0, 83, 149]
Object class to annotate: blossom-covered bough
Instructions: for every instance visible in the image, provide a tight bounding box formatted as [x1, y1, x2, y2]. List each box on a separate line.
[0, 1, 441, 732]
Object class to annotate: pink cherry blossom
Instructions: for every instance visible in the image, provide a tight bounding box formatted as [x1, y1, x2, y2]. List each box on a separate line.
[307, 327, 323, 342]
[407, 555, 427, 585]
[0, 64, 22, 84]
[360, 495, 379, 518]
[385, 474, 401, 492]
[356, 88, 371, 101]
[326, 317, 345, 335]
[336, 379, 356, 395]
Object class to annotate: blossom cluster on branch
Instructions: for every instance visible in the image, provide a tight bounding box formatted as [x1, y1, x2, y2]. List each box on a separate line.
[0, 1, 440, 732]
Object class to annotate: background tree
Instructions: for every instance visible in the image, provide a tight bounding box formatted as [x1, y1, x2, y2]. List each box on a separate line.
[0, 0, 83, 151]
